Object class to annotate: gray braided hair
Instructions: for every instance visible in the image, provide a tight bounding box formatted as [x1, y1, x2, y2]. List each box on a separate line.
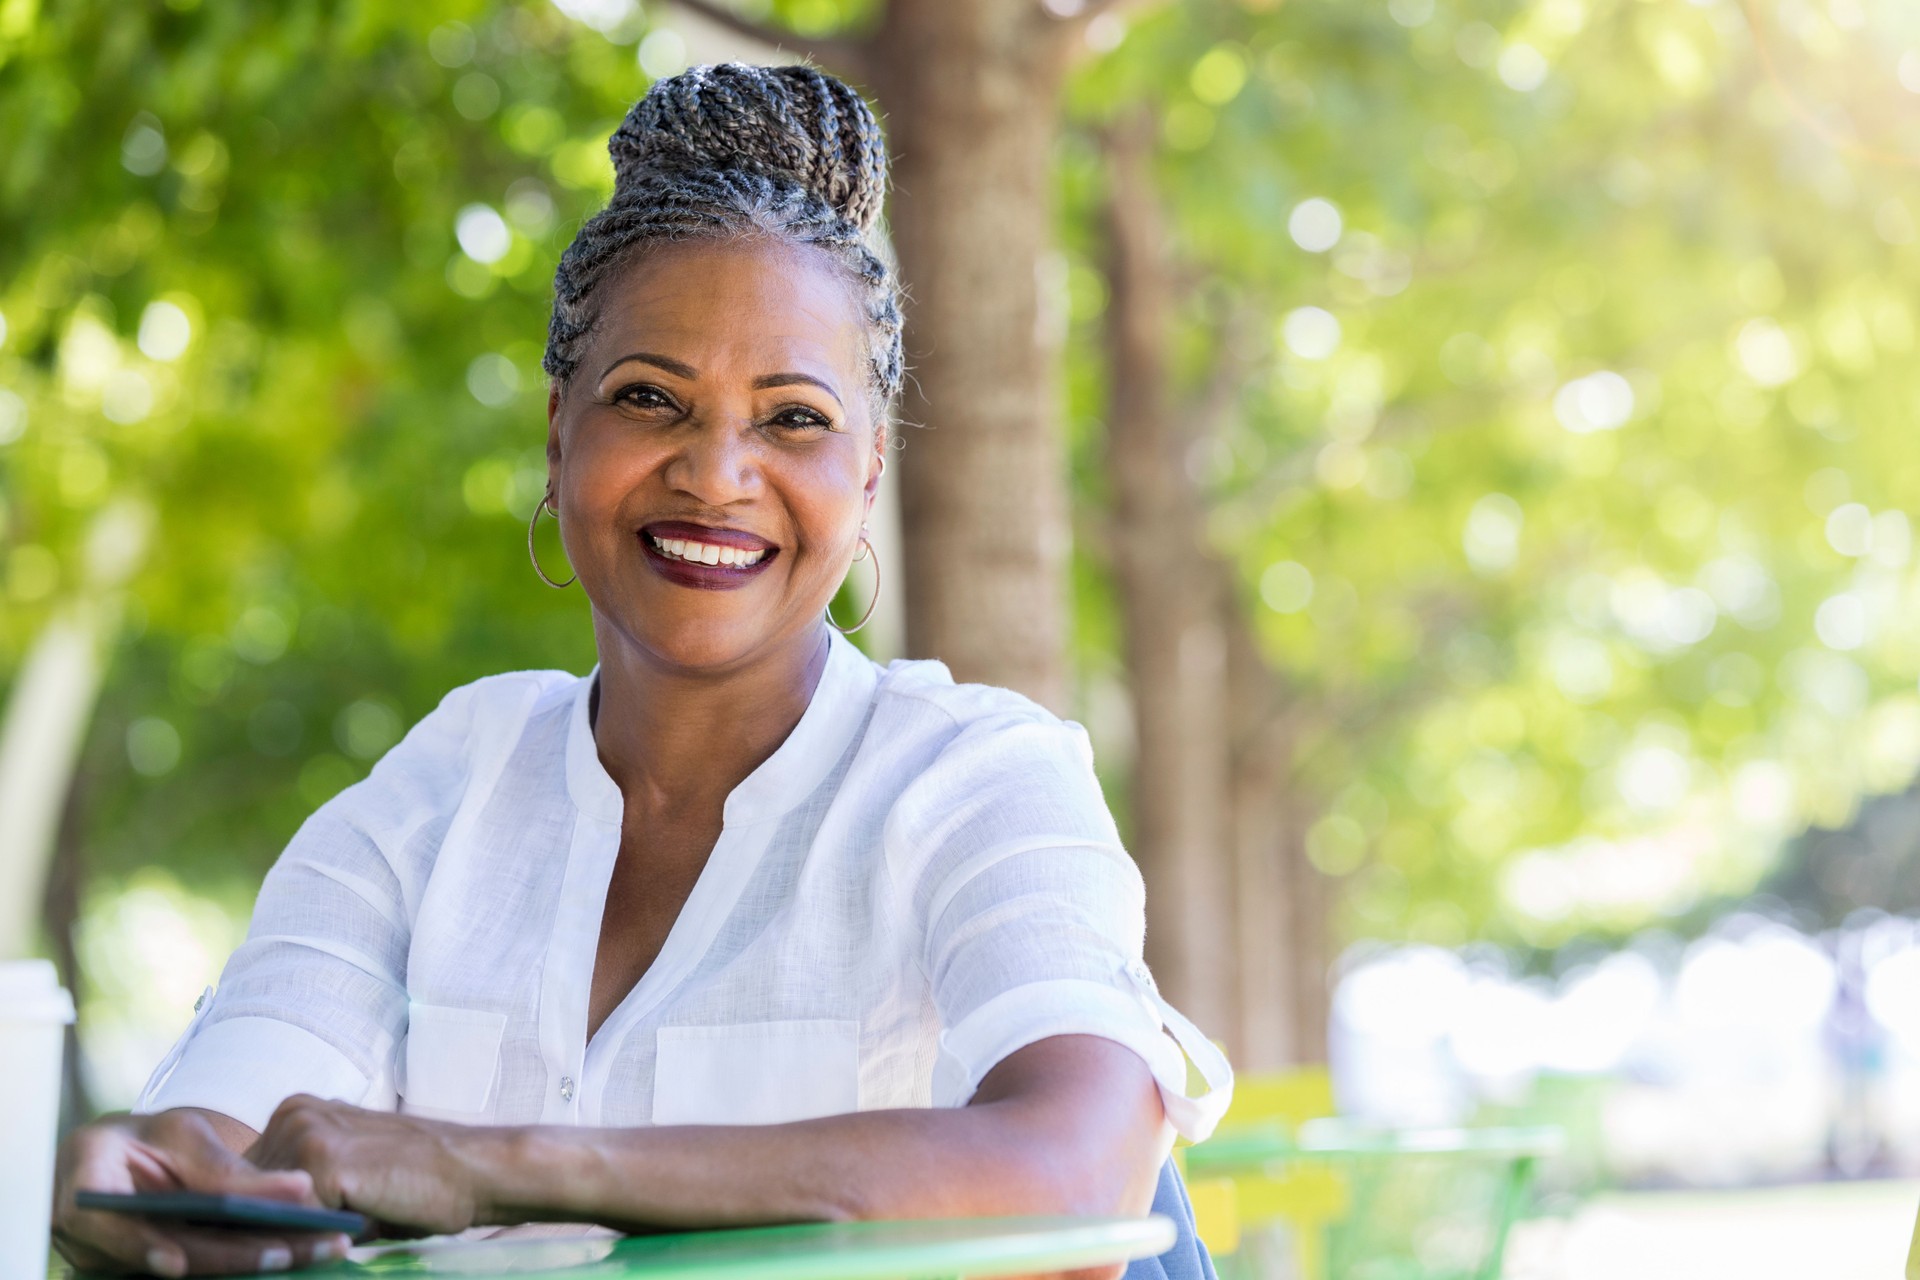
[544, 63, 902, 418]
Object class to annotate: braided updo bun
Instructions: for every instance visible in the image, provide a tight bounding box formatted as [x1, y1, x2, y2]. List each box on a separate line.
[544, 63, 902, 414]
[608, 63, 886, 235]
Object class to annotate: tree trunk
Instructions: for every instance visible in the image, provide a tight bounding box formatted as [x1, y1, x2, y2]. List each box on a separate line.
[1227, 763, 1290, 1070]
[1226, 604, 1339, 1069]
[1096, 111, 1351, 1070]
[0, 501, 147, 960]
[1222, 728, 1335, 1069]
[0, 605, 111, 960]
[43, 763, 95, 1126]
[1278, 800, 1332, 1064]
[1225, 609, 1294, 1071]
[868, 2, 1079, 711]
[1099, 117, 1237, 1046]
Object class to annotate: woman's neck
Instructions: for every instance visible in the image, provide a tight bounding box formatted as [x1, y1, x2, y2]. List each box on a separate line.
[588, 623, 832, 814]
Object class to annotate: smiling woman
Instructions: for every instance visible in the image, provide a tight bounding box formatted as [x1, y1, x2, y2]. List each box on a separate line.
[547, 237, 879, 674]
[50, 63, 1231, 1280]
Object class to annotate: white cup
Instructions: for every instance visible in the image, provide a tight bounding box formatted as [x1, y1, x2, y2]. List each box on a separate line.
[0, 959, 77, 1280]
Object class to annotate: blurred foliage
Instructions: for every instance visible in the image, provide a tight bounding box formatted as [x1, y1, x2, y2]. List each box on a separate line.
[0, 0, 634, 887]
[1055, 0, 1920, 949]
[4, 0, 1920, 950]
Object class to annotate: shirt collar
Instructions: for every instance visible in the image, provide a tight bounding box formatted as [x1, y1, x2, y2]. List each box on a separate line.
[565, 630, 880, 826]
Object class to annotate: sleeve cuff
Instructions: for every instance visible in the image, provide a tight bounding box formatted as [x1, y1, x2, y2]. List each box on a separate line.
[932, 974, 1234, 1143]
[135, 1015, 373, 1132]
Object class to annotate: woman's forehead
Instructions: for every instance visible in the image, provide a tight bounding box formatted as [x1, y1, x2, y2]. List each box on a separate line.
[590, 238, 865, 378]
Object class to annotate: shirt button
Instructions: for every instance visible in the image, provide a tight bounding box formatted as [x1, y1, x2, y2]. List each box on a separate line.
[559, 1076, 575, 1102]
[194, 992, 206, 1011]
[1129, 961, 1156, 989]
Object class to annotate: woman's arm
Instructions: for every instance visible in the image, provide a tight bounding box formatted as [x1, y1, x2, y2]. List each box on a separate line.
[53, 682, 509, 1275]
[248, 1035, 1167, 1235]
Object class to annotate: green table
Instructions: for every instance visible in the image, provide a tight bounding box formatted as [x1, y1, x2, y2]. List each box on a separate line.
[51, 1215, 1176, 1279]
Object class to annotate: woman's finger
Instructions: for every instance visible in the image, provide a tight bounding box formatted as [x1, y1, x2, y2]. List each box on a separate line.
[55, 1209, 350, 1277]
[55, 1110, 345, 1273]
[144, 1112, 324, 1205]
[54, 1129, 164, 1272]
[248, 1098, 355, 1209]
[49, 1222, 124, 1273]
[51, 1210, 164, 1274]
[165, 1227, 352, 1277]
[166, 1152, 321, 1205]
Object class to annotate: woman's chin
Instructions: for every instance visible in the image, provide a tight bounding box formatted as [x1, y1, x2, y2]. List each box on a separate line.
[607, 608, 819, 676]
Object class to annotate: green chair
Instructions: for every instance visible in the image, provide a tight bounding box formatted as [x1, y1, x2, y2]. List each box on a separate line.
[1189, 1067, 1345, 1280]
[1187, 1067, 1560, 1280]
[1291, 1123, 1560, 1280]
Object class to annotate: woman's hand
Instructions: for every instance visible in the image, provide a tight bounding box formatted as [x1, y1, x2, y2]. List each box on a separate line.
[52, 1109, 351, 1277]
[247, 1095, 493, 1237]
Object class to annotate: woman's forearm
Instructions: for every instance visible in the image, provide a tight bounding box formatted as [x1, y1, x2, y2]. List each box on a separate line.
[476, 1106, 1045, 1228]
[469, 1037, 1168, 1231]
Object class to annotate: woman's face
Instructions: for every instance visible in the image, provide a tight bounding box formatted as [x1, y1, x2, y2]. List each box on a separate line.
[546, 236, 882, 673]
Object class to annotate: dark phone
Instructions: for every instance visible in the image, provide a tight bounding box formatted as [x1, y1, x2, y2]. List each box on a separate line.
[74, 1190, 367, 1236]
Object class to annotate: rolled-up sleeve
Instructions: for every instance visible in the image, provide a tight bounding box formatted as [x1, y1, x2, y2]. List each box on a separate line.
[135, 683, 482, 1131]
[890, 711, 1234, 1143]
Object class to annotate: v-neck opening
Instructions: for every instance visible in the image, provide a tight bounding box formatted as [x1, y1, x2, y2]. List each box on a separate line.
[550, 632, 882, 1119]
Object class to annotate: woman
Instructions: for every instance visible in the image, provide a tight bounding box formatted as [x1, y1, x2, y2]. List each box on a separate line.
[53, 63, 1231, 1277]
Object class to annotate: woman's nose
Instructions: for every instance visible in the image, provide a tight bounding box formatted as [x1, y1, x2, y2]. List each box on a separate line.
[663, 418, 761, 506]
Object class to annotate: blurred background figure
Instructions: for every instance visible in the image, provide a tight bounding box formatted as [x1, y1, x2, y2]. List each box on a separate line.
[4, 1, 1920, 1276]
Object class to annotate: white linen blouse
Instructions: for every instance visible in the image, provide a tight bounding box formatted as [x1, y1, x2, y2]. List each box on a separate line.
[137, 632, 1232, 1146]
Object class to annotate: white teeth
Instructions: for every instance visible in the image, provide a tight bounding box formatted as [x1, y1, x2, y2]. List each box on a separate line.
[651, 534, 770, 566]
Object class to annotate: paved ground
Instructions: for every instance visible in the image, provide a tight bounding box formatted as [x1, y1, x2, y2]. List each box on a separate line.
[1504, 1179, 1919, 1280]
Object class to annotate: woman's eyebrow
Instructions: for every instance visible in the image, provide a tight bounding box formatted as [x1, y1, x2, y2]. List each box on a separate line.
[600, 351, 698, 381]
[752, 372, 843, 408]
[598, 354, 843, 408]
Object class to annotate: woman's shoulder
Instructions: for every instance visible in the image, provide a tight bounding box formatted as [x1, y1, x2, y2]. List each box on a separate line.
[291, 669, 584, 855]
[413, 667, 581, 734]
[375, 668, 582, 781]
[867, 656, 1096, 772]
[439, 667, 582, 712]
[873, 656, 1070, 731]
[865, 658, 1122, 889]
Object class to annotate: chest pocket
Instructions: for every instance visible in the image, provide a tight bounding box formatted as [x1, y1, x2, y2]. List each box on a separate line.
[653, 1019, 860, 1126]
[400, 1001, 507, 1123]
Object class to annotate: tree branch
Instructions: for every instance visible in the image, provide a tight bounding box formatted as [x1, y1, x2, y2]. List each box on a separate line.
[1193, 304, 1262, 445]
[670, 0, 871, 84]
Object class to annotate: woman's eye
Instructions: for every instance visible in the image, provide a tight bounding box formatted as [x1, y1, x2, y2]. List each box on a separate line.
[770, 406, 834, 433]
[614, 384, 675, 410]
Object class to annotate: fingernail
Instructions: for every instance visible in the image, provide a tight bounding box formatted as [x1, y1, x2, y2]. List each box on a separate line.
[146, 1247, 187, 1279]
[260, 1246, 294, 1271]
[312, 1239, 342, 1261]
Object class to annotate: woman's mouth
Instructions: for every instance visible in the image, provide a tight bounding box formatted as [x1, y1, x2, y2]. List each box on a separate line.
[648, 534, 768, 567]
[638, 521, 778, 590]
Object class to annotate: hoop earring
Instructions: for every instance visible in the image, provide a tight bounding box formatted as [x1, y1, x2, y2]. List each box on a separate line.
[527, 497, 576, 589]
[827, 534, 880, 634]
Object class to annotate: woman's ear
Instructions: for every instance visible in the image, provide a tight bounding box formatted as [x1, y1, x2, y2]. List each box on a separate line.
[546, 380, 565, 473]
[864, 429, 889, 512]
